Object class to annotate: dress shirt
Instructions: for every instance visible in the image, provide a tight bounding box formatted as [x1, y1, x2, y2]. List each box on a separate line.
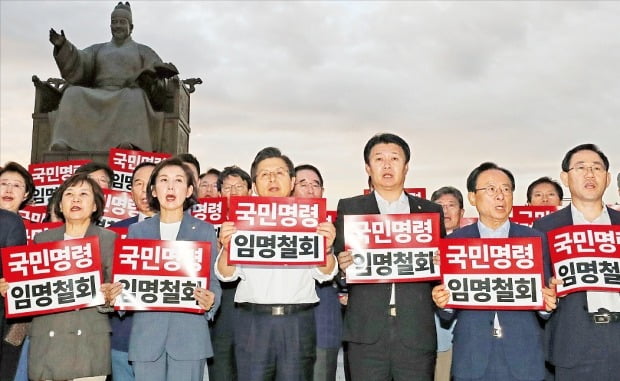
[374, 191, 410, 305]
[215, 250, 337, 304]
[478, 220, 510, 333]
[570, 204, 620, 312]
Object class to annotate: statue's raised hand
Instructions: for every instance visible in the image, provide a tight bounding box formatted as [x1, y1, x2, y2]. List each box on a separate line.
[49, 28, 66, 47]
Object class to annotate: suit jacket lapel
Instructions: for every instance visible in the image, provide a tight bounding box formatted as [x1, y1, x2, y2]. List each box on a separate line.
[407, 194, 424, 213]
[176, 212, 193, 241]
[364, 192, 381, 214]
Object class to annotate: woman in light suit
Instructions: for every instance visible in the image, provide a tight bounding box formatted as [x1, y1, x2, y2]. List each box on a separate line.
[109, 158, 221, 381]
[1, 172, 116, 381]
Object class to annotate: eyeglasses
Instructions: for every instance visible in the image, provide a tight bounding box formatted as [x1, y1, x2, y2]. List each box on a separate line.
[475, 185, 513, 196]
[295, 181, 322, 191]
[438, 203, 460, 210]
[221, 183, 247, 193]
[257, 167, 289, 182]
[567, 163, 606, 175]
[0, 181, 26, 191]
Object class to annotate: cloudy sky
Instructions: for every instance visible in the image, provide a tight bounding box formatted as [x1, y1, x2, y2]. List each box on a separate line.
[2, 1, 619, 213]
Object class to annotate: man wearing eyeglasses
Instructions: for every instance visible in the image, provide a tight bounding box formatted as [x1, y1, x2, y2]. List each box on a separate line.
[532, 143, 620, 380]
[335, 133, 446, 381]
[293, 164, 344, 381]
[74, 162, 114, 190]
[207, 165, 251, 381]
[216, 147, 338, 381]
[198, 168, 221, 199]
[432, 162, 557, 381]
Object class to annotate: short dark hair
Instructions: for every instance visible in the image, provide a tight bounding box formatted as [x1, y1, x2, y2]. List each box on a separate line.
[54, 173, 105, 223]
[147, 158, 197, 211]
[43, 187, 63, 223]
[617, 172, 620, 189]
[199, 168, 221, 181]
[176, 153, 201, 175]
[74, 162, 114, 185]
[294, 164, 324, 187]
[132, 161, 156, 179]
[526, 177, 563, 203]
[561, 143, 609, 172]
[466, 162, 515, 193]
[431, 186, 464, 209]
[250, 147, 294, 182]
[0, 161, 35, 210]
[217, 165, 251, 192]
[363, 133, 411, 164]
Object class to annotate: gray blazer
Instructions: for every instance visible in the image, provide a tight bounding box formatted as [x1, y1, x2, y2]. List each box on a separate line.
[127, 213, 222, 362]
[29, 223, 116, 381]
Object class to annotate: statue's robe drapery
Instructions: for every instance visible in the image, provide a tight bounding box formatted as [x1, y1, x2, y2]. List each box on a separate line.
[49, 37, 164, 151]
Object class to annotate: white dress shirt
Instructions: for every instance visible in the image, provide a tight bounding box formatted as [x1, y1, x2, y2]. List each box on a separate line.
[215, 244, 337, 304]
[373, 191, 410, 306]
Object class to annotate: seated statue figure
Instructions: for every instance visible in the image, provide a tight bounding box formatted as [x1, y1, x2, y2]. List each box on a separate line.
[48, 1, 177, 152]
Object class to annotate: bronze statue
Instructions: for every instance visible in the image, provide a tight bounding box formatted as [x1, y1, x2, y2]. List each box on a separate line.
[48, 2, 178, 152]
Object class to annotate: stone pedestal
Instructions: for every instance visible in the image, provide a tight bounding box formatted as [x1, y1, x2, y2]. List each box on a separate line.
[31, 76, 196, 165]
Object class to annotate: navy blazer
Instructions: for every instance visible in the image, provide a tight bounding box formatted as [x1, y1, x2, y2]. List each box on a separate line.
[533, 205, 620, 368]
[444, 222, 551, 380]
[0, 209, 27, 276]
[127, 213, 222, 362]
[109, 215, 139, 228]
[334, 192, 445, 351]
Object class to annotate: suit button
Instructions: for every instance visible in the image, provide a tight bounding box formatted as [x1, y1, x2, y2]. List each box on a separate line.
[49, 330, 55, 337]
[77, 329, 82, 336]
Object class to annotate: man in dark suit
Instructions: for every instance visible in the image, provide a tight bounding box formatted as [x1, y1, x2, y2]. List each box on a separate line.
[335, 133, 446, 381]
[533, 143, 620, 381]
[0, 209, 27, 380]
[108, 161, 156, 381]
[432, 162, 557, 381]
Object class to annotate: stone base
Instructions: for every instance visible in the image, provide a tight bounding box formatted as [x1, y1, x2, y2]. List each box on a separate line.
[41, 151, 111, 165]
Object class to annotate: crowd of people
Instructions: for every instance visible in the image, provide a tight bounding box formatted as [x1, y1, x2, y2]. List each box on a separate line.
[0, 134, 619, 381]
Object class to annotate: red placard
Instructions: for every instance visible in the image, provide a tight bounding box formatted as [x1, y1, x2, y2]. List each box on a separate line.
[28, 160, 91, 205]
[343, 213, 441, 283]
[19, 205, 48, 224]
[191, 197, 228, 225]
[108, 148, 171, 191]
[112, 239, 211, 313]
[99, 189, 138, 227]
[227, 196, 327, 265]
[1, 236, 104, 318]
[547, 225, 620, 297]
[511, 205, 559, 227]
[440, 237, 545, 310]
[24, 221, 63, 244]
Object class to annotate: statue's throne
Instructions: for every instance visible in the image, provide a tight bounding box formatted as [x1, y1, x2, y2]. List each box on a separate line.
[30, 75, 202, 164]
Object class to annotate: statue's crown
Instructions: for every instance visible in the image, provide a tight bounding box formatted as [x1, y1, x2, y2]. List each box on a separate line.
[115, 2, 131, 13]
[112, 2, 132, 22]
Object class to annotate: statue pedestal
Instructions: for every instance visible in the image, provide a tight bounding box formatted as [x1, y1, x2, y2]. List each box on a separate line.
[31, 76, 195, 165]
